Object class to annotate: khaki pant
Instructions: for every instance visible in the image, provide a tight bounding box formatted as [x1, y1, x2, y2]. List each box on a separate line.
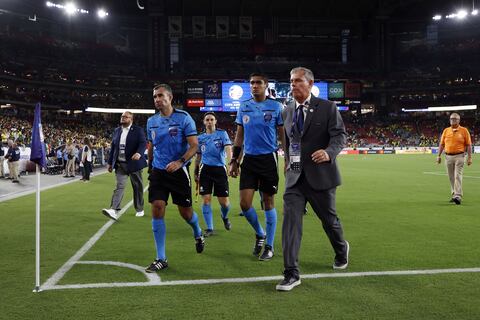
[8, 160, 19, 181]
[66, 158, 76, 176]
[445, 153, 465, 199]
[0, 156, 4, 177]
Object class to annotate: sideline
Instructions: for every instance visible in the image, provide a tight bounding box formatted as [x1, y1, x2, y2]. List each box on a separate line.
[0, 169, 108, 203]
[44, 266, 480, 291]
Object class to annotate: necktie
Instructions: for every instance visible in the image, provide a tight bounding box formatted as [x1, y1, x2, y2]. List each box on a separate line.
[296, 104, 304, 133]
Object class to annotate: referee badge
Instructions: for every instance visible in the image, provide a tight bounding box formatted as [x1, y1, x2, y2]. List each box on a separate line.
[263, 111, 272, 122]
[169, 127, 179, 137]
[151, 130, 156, 140]
[243, 115, 250, 124]
[201, 144, 206, 153]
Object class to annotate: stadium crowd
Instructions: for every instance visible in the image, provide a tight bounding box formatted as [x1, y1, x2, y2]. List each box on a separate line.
[2, 108, 478, 157]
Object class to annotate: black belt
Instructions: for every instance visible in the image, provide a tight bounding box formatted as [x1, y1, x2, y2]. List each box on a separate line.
[446, 152, 464, 156]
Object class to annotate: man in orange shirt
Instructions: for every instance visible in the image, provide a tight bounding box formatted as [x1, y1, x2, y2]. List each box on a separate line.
[437, 113, 473, 204]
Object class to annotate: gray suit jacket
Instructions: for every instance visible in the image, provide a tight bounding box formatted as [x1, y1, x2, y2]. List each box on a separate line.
[283, 96, 346, 190]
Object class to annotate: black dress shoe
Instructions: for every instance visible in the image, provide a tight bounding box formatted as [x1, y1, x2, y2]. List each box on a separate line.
[276, 270, 301, 291]
[453, 198, 461, 205]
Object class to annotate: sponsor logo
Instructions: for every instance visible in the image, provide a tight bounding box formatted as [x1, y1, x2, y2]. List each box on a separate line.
[229, 85, 244, 100]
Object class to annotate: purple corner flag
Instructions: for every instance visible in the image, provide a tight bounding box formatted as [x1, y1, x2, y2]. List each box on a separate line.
[30, 103, 47, 168]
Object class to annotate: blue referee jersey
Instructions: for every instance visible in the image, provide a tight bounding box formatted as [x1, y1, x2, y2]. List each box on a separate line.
[235, 98, 283, 155]
[198, 129, 231, 167]
[147, 109, 197, 170]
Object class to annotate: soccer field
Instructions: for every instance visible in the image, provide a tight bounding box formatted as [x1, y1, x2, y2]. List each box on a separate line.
[1, 154, 479, 319]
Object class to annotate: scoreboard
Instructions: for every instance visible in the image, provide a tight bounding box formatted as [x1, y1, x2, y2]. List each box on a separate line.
[185, 80, 360, 112]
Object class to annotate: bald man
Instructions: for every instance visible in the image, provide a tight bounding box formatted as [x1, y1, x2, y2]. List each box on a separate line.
[102, 111, 148, 220]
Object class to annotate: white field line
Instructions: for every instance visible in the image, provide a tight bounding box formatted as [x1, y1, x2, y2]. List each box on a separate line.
[44, 267, 480, 291]
[41, 185, 149, 290]
[76, 260, 161, 283]
[423, 172, 480, 179]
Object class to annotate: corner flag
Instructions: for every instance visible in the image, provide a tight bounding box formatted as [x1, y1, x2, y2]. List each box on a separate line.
[31, 102, 46, 293]
[30, 103, 46, 168]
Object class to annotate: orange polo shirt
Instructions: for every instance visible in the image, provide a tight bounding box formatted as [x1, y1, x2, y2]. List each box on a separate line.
[440, 125, 472, 154]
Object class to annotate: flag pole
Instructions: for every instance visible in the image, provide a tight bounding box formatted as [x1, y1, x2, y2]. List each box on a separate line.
[31, 102, 45, 293]
[34, 163, 41, 292]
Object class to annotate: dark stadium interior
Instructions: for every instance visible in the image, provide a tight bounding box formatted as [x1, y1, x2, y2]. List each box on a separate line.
[1, 0, 479, 151]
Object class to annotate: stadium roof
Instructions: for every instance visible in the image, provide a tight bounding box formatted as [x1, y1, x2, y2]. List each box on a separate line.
[1, 0, 472, 20]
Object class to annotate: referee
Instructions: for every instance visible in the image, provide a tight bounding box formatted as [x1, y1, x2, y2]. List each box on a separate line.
[145, 84, 204, 273]
[228, 73, 286, 261]
[194, 112, 232, 236]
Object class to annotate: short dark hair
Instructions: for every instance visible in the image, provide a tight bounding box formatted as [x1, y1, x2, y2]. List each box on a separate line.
[249, 72, 268, 83]
[203, 112, 216, 120]
[153, 83, 173, 97]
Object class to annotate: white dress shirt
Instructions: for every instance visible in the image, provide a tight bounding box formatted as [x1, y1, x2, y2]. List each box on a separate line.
[118, 125, 131, 162]
[294, 94, 311, 121]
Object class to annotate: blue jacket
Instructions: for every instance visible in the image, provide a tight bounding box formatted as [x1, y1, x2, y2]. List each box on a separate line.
[108, 125, 147, 174]
[6, 146, 21, 162]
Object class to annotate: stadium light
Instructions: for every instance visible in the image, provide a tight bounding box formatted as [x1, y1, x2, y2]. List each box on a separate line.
[472, 9, 479, 15]
[85, 107, 155, 114]
[402, 105, 477, 112]
[457, 9, 468, 19]
[64, 2, 77, 15]
[97, 9, 108, 19]
[45, 1, 89, 15]
[428, 105, 477, 111]
[432, 15, 442, 21]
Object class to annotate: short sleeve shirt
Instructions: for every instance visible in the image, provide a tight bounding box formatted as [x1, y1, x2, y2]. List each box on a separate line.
[440, 126, 472, 154]
[198, 129, 231, 166]
[235, 98, 283, 155]
[147, 109, 197, 170]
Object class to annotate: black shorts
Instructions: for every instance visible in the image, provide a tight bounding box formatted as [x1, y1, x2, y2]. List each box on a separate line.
[240, 153, 279, 194]
[148, 167, 192, 207]
[199, 164, 229, 197]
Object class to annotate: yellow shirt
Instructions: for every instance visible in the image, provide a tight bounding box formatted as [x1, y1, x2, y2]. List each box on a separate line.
[440, 125, 472, 154]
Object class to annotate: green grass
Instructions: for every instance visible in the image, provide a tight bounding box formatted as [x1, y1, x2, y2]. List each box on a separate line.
[1, 155, 480, 319]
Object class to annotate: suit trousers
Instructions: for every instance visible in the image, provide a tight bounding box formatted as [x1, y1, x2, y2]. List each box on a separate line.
[282, 173, 347, 275]
[110, 162, 144, 212]
[445, 153, 465, 199]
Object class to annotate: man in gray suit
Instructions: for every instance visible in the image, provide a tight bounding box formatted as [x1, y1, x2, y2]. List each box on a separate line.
[102, 111, 147, 221]
[276, 67, 349, 291]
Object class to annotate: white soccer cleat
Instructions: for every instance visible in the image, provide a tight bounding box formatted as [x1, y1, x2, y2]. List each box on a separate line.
[135, 210, 145, 217]
[102, 208, 118, 221]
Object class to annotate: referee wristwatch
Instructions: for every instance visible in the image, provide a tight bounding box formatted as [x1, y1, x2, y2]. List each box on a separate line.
[179, 157, 186, 163]
[229, 158, 239, 166]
